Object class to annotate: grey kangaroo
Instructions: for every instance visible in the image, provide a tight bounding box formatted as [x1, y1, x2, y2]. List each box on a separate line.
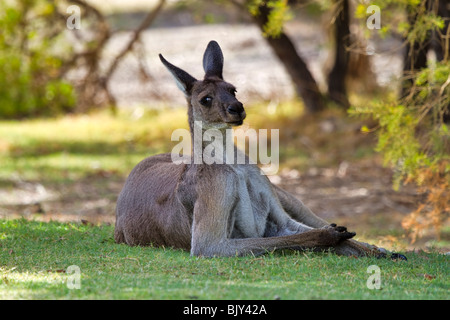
[115, 40, 381, 257]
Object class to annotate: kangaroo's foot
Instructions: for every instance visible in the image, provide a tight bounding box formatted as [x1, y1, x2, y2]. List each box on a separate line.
[318, 223, 356, 246]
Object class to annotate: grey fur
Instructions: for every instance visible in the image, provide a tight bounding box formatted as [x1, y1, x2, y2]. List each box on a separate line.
[115, 41, 380, 257]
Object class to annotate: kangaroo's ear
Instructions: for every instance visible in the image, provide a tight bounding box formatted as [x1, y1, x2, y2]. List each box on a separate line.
[203, 40, 224, 80]
[159, 54, 197, 96]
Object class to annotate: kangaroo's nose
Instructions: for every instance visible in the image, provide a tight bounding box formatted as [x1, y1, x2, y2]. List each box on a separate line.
[227, 103, 244, 115]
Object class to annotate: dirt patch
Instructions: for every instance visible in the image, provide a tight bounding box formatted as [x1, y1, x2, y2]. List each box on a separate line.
[274, 160, 418, 225]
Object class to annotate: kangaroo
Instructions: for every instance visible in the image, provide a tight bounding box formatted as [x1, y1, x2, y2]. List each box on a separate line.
[114, 40, 381, 257]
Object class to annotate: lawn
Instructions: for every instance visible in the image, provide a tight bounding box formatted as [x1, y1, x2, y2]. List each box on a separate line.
[0, 219, 448, 300]
[0, 104, 448, 300]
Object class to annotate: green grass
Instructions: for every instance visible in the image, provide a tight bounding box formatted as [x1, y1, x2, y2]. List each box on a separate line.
[0, 219, 448, 299]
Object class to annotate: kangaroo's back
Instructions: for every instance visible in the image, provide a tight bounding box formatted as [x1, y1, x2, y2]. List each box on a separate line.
[115, 153, 192, 248]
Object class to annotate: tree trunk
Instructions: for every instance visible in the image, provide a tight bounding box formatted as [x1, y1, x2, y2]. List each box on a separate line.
[433, 0, 449, 62]
[401, 1, 430, 99]
[402, 0, 449, 122]
[434, 0, 450, 122]
[252, 3, 325, 113]
[327, 0, 350, 108]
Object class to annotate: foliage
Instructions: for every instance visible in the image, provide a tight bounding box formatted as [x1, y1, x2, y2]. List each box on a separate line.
[0, 0, 76, 118]
[247, 0, 293, 37]
[351, 0, 450, 243]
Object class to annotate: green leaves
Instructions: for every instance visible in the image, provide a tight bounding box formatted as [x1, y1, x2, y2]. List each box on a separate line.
[247, 0, 293, 38]
[0, 0, 76, 118]
[407, 13, 445, 44]
[350, 0, 449, 241]
[263, 0, 293, 38]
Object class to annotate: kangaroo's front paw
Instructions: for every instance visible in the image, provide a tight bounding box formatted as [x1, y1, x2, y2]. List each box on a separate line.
[321, 224, 356, 245]
[323, 223, 355, 236]
[332, 225, 355, 242]
[336, 229, 356, 241]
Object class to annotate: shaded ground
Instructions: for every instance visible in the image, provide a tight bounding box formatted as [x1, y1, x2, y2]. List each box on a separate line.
[0, 157, 427, 250]
[274, 160, 420, 243]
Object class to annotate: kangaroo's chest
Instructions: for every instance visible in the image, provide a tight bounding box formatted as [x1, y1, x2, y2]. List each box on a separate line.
[228, 165, 274, 239]
[177, 164, 277, 239]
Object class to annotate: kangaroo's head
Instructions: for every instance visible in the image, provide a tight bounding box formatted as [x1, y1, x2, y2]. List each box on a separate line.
[159, 41, 246, 129]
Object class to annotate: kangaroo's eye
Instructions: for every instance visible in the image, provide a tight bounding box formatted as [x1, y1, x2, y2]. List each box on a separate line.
[230, 88, 237, 96]
[200, 96, 213, 107]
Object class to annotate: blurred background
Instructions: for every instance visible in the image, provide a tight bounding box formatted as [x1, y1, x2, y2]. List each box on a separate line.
[0, 0, 448, 252]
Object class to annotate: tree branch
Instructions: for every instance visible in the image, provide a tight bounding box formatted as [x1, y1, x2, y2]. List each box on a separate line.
[104, 0, 166, 81]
